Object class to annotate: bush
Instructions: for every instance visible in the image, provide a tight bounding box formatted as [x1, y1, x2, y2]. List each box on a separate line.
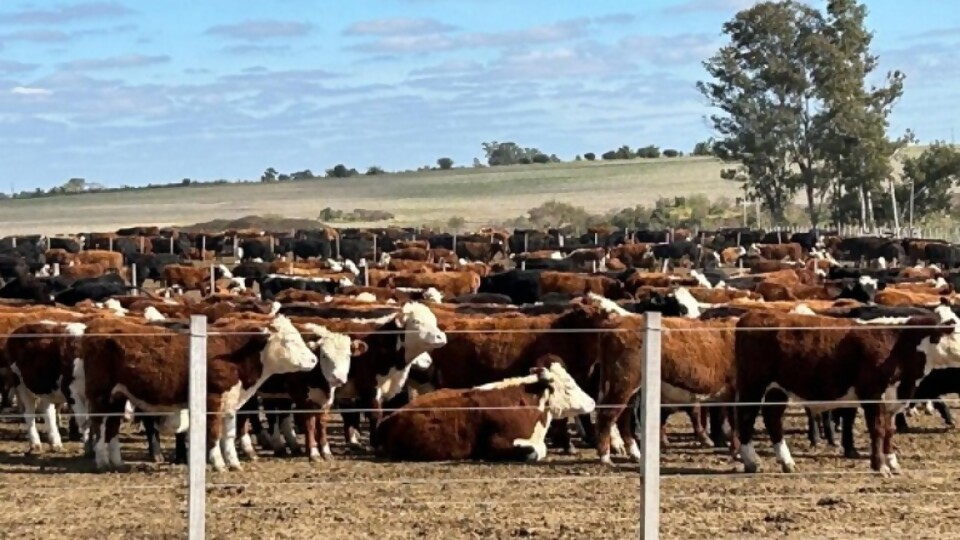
[575, 155, 582, 161]
[692, 139, 715, 156]
[447, 216, 466, 231]
[365, 166, 385, 175]
[532, 154, 550, 164]
[437, 157, 454, 170]
[662, 149, 681, 158]
[636, 145, 661, 158]
[326, 165, 356, 178]
[584, 152, 596, 161]
[518, 157, 533, 164]
[601, 151, 618, 160]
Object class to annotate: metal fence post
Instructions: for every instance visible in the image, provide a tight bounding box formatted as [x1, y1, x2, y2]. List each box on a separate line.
[640, 311, 661, 540]
[188, 315, 207, 540]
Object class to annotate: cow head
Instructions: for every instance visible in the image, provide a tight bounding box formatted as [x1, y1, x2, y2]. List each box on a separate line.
[302, 323, 366, 388]
[533, 361, 596, 419]
[395, 302, 447, 364]
[261, 315, 318, 374]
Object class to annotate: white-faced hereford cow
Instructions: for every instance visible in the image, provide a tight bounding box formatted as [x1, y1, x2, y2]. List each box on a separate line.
[734, 309, 960, 476]
[4, 320, 88, 453]
[78, 315, 317, 471]
[375, 357, 595, 461]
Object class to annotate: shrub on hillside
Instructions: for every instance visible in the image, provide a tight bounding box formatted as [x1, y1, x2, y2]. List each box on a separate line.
[663, 149, 681, 158]
[584, 152, 596, 161]
[636, 145, 661, 158]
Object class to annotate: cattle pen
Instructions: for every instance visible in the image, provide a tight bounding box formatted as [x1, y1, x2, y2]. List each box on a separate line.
[3, 225, 960, 539]
[4, 318, 960, 539]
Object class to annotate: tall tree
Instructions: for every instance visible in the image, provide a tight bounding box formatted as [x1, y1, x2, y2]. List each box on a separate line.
[893, 143, 960, 223]
[698, 0, 905, 226]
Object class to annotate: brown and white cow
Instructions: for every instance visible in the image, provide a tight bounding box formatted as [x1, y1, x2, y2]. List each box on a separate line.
[734, 308, 960, 476]
[78, 315, 317, 471]
[375, 358, 595, 461]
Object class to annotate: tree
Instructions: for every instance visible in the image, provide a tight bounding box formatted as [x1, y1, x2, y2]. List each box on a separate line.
[63, 177, 86, 193]
[601, 150, 618, 160]
[697, 0, 905, 226]
[584, 152, 596, 161]
[278, 173, 291, 181]
[637, 145, 661, 158]
[692, 139, 715, 156]
[894, 143, 960, 222]
[663, 149, 681, 158]
[365, 166, 385, 175]
[575, 155, 582, 161]
[181, 178, 192, 185]
[325, 165, 353, 178]
[260, 167, 278, 183]
[437, 157, 454, 170]
[532, 154, 550, 164]
[481, 141, 542, 166]
[291, 169, 316, 180]
[472, 158, 485, 168]
[447, 216, 466, 232]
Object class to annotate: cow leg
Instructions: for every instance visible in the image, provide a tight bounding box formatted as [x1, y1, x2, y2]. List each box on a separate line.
[219, 412, 242, 471]
[68, 415, 83, 442]
[174, 433, 187, 464]
[761, 389, 795, 473]
[547, 419, 577, 455]
[269, 412, 288, 457]
[687, 404, 712, 448]
[366, 397, 384, 449]
[821, 411, 837, 447]
[708, 406, 728, 449]
[17, 387, 41, 453]
[206, 398, 227, 472]
[618, 407, 642, 463]
[142, 416, 164, 463]
[862, 404, 889, 476]
[307, 408, 333, 462]
[279, 412, 302, 456]
[805, 408, 820, 448]
[40, 399, 63, 452]
[595, 397, 629, 466]
[659, 407, 672, 445]
[236, 415, 258, 461]
[577, 414, 597, 447]
[934, 399, 954, 427]
[838, 408, 859, 459]
[341, 410, 364, 450]
[894, 410, 910, 433]
[736, 391, 764, 473]
[97, 399, 126, 471]
[882, 410, 900, 475]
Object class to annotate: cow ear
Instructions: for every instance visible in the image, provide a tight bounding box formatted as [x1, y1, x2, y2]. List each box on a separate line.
[351, 340, 368, 357]
[940, 297, 951, 307]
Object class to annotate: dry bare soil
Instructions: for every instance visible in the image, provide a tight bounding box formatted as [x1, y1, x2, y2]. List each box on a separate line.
[0, 408, 958, 540]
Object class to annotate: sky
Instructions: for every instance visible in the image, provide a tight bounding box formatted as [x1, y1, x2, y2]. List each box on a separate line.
[1, 0, 958, 191]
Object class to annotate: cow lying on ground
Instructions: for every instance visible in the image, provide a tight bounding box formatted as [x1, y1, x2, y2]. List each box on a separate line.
[374, 357, 595, 461]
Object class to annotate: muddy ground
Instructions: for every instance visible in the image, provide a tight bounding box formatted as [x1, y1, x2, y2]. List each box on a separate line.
[0, 408, 958, 540]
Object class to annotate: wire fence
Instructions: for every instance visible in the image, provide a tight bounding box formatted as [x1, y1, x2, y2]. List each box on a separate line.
[2, 318, 960, 539]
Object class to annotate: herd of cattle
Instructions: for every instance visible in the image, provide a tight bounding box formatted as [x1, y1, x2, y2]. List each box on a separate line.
[3, 225, 960, 477]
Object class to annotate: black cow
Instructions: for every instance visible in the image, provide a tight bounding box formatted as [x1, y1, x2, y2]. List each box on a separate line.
[240, 238, 275, 262]
[125, 253, 187, 286]
[48, 237, 83, 254]
[292, 239, 332, 261]
[446, 293, 514, 304]
[478, 269, 541, 305]
[52, 274, 128, 305]
[925, 243, 960, 269]
[260, 274, 351, 300]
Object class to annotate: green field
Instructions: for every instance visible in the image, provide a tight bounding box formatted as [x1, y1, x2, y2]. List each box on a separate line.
[0, 148, 931, 235]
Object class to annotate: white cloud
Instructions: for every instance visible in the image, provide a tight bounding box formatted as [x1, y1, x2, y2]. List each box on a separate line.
[10, 86, 52, 96]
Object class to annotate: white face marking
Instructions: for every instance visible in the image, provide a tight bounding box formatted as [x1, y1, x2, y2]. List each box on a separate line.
[353, 292, 378, 303]
[789, 304, 816, 316]
[142, 306, 166, 322]
[587, 292, 632, 316]
[302, 324, 352, 387]
[376, 366, 414, 402]
[261, 316, 319, 375]
[396, 302, 447, 362]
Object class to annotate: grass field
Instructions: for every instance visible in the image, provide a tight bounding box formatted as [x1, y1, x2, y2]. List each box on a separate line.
[0, 147, 932, 236]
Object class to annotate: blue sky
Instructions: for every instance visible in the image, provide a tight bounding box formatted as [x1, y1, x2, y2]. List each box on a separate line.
[1, 0, 958, 191]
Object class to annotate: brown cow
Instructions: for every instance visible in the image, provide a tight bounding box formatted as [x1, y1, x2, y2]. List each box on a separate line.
[76, 250, 123, 271]
[734, 308, 960, 476]
[44, 249, 76, 266]
[388, 247, 429, 261]
[749, 242, 804, 261]
[375, 359, 595, 462]
[79, 315, 318, 471]
[540, 271, 628, 300]
[60, 263, 107, 280]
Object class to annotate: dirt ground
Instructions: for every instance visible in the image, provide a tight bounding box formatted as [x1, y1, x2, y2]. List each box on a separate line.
[0, 408, 958, 540]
